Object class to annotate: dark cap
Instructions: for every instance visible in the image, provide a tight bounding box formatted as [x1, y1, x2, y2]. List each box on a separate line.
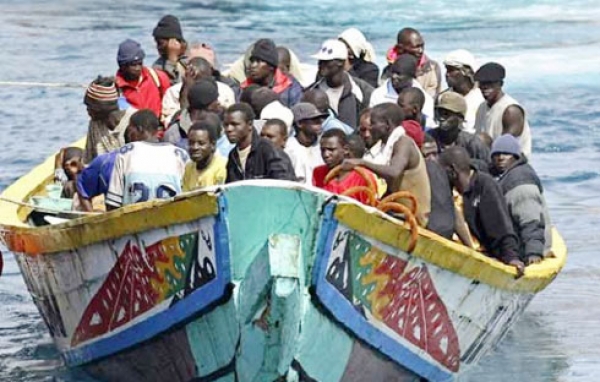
[491, 134, 521, 158]
[474, 62, 505, 83]
[250, 39, 279, 68]
[117, 39, 145, 66]
[390, 54, 418, 78]
[188, 79, 219, 110]
[292, 102, 328, 123]
[153, 15, 184, 41]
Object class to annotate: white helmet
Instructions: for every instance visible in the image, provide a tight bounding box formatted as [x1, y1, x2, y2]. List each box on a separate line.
[443, 49, 476, 71]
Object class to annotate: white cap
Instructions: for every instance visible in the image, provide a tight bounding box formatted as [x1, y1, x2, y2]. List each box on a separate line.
[260, 101, 294, 135]
[312, 39, 348, 61]
[443, 49, 476, 71]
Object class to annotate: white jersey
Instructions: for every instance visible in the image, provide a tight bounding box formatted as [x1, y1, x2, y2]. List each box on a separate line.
[106, 141, 189, 208]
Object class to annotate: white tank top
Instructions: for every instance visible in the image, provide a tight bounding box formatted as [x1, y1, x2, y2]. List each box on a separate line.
[475, 93, 532, 157]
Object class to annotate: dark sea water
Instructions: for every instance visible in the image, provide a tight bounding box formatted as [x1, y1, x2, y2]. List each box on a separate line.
[0, 1, 599, 381]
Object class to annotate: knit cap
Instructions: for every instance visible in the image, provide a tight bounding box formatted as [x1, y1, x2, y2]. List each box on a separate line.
[491, 134, 521, 158]
[84, 78, 119, 104]
[117, 39, 145, 66]
[188, 79, 219, 110]
[152, 15, 184, 41]
[250, 39, 279, 68]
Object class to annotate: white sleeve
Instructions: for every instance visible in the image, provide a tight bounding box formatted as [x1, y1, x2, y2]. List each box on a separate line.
[105, 151, 125, 208]
[161, 84, 182, 126]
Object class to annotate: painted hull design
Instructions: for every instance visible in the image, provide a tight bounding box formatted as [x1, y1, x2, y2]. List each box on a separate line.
[0, 154, 567, 382]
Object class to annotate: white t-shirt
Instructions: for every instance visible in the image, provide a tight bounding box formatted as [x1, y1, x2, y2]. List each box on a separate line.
[284, 136, 323, 184]
[106, 142, 189, 208]
[318, 81, 344, 113]
[463, 87, 485, 134]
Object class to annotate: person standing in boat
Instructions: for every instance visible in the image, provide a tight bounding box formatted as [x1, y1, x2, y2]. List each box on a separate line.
[396, 87, 426, 148]
[301, 88, 354, 135]
[152, 15, 187, 86]
[106, 109, 188, 209]
[240, 39, 303, 108]
[313, 129, 379, 204]
[115, 39, 171, 120]
[438, 146, 526, 276]
[441, 49, 483, 134]
[490, 134, 552, 265]
[473, 62, 532, 157]
[338, 27, 380, 88]
[83, 77, 137, 163]
[224, 103, 295, 182]
[182, 120, 227, 191]
[383, 27, 442, 98]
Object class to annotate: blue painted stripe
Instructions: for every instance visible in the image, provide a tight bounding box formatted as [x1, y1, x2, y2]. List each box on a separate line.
[311, 203, 338, 283]
[64, 197, 233, 367]
[312, 215, 454, 382]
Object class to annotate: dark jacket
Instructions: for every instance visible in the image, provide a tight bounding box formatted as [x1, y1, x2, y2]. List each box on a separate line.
[462, 170, 520, 263]
[241, 68, 303, 108]
[349, 59, 380, 88]
[226, 130, 296, 183]
[306, 73, 373, 129]
[430, 130, 490, 171]
[494, 157, 551, 260]
[425, 160, 455, 239]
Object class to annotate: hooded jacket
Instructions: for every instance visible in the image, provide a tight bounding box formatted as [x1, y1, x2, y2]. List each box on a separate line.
[241, 68, 303, 108]
[494, 157, 552, 259]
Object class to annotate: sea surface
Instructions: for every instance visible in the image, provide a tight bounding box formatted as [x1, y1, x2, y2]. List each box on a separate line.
[0, 0, 599, 381]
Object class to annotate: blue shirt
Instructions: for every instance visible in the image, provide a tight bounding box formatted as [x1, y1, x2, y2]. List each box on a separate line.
[76, 151, 117, 199]
[217, 135, 235, 157]
[323, 110, 355, 135]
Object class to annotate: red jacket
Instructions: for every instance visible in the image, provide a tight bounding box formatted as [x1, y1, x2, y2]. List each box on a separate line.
[313, 165, 378, 205]
[402, 120, 424, 148]
[115, 67, 170, 117]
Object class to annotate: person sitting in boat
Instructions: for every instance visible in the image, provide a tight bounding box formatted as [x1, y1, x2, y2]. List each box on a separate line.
[260, 119, 288, 150]
[182, 120, 227, 191]
[342, 103, 431, 227]
[224, 103, 295, 182]
[490, 134, 552, 265]
[338, 27, 380, 88]
[286, 103, 328, 184]
[370, 54, 435, 129]
[313, 129, 378, 204]
[163, 79, 223, 149]
[240, 39, 303, 108]
[438, 146, 526, 276]
[428, 91, 490, 171]
[152, 15, 187, 86]
[442, 49, 483, 134]
[259, 98, 294, 137]
[76, 150, 118, 212]
[397, 87, 425, 148]
[383, 28, 442, 98]
[473, 62, 532, 157]
[106, 109, 188, 209]
[301, 88, 354, 135]
[306, 39, 372, 130]
[115, 39, 171, 121]
[276, 46, 292, 75]
[162, 57, 235, 126]
[83, 76, 137, 163]
[53, 147, 84, 199]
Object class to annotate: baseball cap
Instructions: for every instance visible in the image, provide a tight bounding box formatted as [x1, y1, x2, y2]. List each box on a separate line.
[443, 49, 476, 71]
[436, 91, 467, 117]
[312, 39, 347, 61]
[292, 102, 328, 123]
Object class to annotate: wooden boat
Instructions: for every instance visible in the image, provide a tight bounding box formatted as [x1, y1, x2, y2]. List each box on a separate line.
[0, 147, 567, 382]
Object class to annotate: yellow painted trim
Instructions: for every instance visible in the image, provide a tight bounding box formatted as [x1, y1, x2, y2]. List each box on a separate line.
[334, 203, 567, 293]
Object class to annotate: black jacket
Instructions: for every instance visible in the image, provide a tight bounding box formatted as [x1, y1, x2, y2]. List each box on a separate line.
[349, 59, 380, 88]
[226, 130, 296, 183]
[425, 160, 455, 239]
[430, 130, 490, 171]
[462, 170, 520, 263]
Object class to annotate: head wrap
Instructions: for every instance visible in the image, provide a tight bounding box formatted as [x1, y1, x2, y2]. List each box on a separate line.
[152, 15, 184, 41]
[338, 28, 376, 63]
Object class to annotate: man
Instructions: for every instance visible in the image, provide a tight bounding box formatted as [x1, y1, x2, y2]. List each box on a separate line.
[313, 129, 378, 204]
[182, 121, 227, 191]
[277, 46, 291, 75]
[338, 27, 380, 88]
[76, 150, 118, 212]
[152, 15, 187, 85]
[286, 103, 328, 184]
[306, 39, 372, 129]
[240, 39, 303, 108]
[442, 49, 484, 133]
[397, 87, 425, 148]
[428, 91, 490, 170]
[473, 62, 532, 157]
[260, 119, 288, 150]
[383, 28, 442, 98]
[163, 79, 222, 148]
[224, 103, 295, 182]
[83, 77, 136, 163]
[438, 146, 525, 276]
[342, 103, 431, 226]
[106, 109, 188, 209]
[370, 54, 435, 128]
[162, 57, 235, 125]
[302, 88, 354, 135]
[115, 39, 170, 118]
[490, 134, 552, 265]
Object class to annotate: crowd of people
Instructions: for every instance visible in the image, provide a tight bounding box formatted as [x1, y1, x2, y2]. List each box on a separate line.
[53, 15, 550, 276]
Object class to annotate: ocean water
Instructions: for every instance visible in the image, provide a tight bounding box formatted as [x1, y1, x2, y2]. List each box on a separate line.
[0, 0, 599, 380]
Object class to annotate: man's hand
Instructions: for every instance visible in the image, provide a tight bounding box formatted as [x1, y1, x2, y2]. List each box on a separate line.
[167, 39, 183, 63]
[54, 169, 68, 185]
[508, 259, 525, 278]
[341, 158, 362, 172]
[526, 255, 543, 265]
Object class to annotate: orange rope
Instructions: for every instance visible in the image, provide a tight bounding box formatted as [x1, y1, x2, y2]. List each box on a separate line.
[379, 191, 418, 215]
[377, 202, 419, 253]
[341, 186, 378, 207]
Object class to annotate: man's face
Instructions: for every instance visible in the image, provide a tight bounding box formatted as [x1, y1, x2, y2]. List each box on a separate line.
[421, 142, 438, 161]
[492, 153, 517, 173]
[188, 129, 215, 163]
[86, 104, 110, 122]
[390, 73, 413, 94]
[398, 32, 424, 61]
[369, 115, 389, 143]
[479, 81, 503, 103]
[320, 136, 346, 168]
[445, 65, 464, 89]
[359, 113, 374, 148]
[298, 117, 323, 138]
[155, 38, 169, 56]
[63, 156, 83, 180]
[260, 124, 287, 150]
[436, 108, 463, 132]
[121, 60, 143, 81]
[224, 111, 252, 144]
[398, 95, 416, 121]
[248, 58, 272, 83]
[318, 60, 342, 79]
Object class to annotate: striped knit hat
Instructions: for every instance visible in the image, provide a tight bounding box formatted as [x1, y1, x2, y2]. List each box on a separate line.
[84, 77, 119, 104]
